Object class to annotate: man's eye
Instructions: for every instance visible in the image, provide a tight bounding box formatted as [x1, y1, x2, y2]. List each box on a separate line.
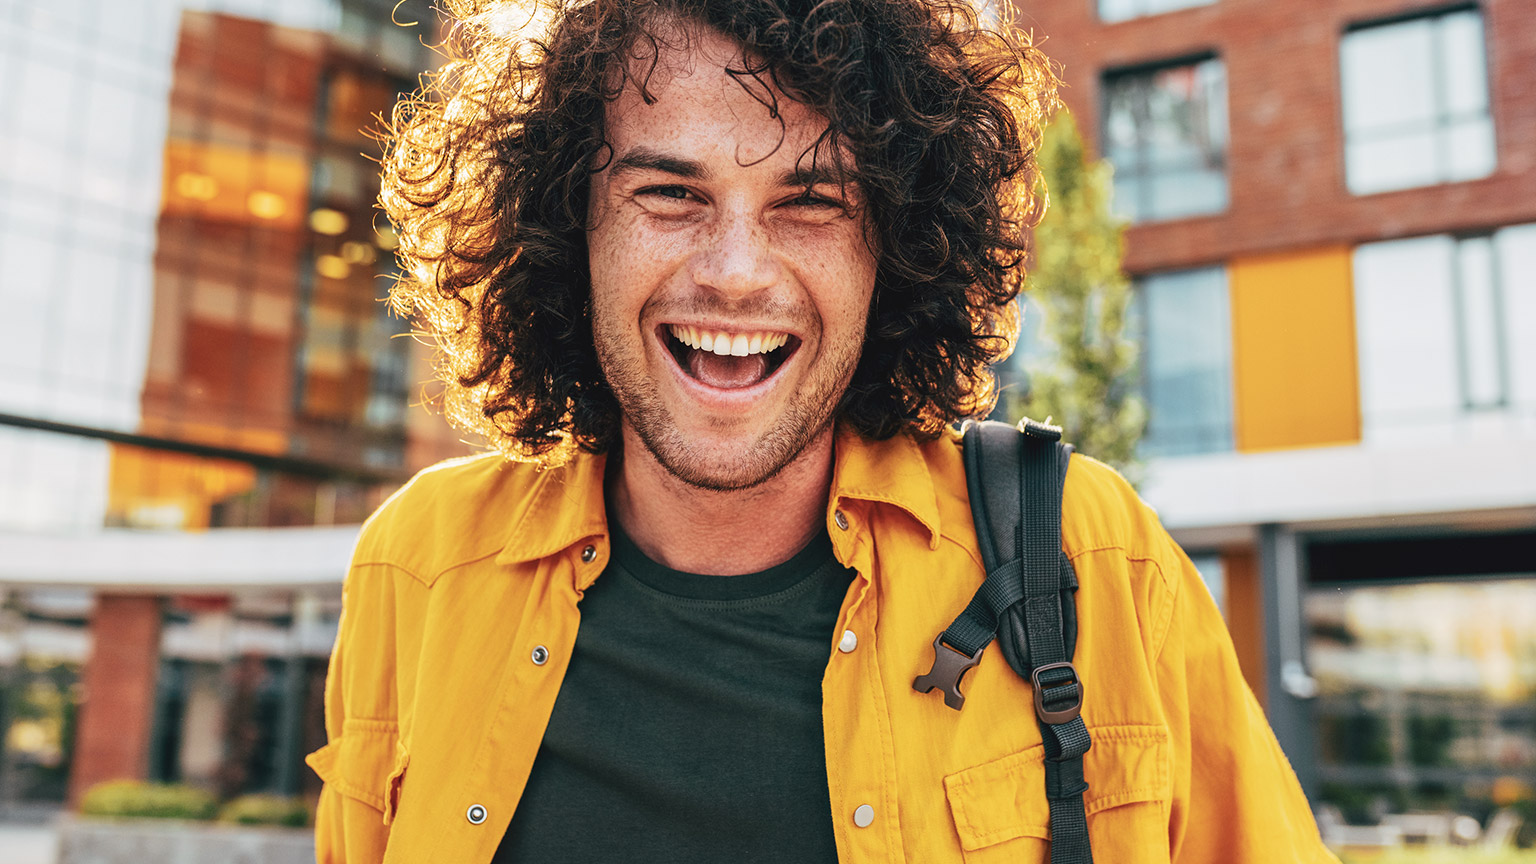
[645, 186, 691, 200]
[789, 193, 843, 210]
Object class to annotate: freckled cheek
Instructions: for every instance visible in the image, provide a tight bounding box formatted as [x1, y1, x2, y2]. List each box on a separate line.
[591, 221, 692, 341]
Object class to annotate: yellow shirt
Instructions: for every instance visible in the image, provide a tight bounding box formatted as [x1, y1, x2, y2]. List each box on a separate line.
[307, 428, 1339, 863]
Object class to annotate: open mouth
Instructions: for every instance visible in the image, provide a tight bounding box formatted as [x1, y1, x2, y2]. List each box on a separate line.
[663, 324, 799, 390]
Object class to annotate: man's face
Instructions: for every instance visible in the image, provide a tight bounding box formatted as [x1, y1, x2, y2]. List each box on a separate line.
[588, 25, 878, 491]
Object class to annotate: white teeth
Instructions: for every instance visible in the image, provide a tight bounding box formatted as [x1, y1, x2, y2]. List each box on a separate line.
[667, 325, 790, 356]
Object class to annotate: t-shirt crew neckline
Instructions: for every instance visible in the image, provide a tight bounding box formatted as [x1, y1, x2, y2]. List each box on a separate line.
[608, 520, 836, 603]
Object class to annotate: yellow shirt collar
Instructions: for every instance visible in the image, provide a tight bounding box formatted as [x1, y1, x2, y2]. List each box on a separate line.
[494, 425, 946, 567]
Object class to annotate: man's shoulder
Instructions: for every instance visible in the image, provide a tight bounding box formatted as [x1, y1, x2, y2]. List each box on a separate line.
[349, 450, 594, 582]
[926, 429, 1168, 562]
[1060, 453, 1167, 561]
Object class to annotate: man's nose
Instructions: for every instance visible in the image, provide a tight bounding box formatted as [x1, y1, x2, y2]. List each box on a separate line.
[691, 209, 778, 299]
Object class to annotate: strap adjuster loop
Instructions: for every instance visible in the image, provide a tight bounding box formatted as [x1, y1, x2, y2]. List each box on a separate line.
[1043, 755, 1090, 800]
[1031, 661, 1084, 724]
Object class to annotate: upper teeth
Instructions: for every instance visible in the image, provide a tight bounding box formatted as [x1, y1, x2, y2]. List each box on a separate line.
[669, 325, 790, 357]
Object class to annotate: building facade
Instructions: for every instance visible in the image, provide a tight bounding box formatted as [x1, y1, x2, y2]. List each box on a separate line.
[0, 0, 1531, 848]
[0, 0, 467, 817]
[1009, 0, 1536, 836]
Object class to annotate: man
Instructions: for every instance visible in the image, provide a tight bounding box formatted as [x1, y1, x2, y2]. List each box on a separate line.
[307, 0, 1339, 861]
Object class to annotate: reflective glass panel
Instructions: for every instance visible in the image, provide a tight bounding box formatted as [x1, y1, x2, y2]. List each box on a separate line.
[1495, 225, 1536, 409]
[1340, 10, 1495, 195]
[1310, 578, 1536, 825]
[1353, 236, 1460, 434]
[1137, 267, 1233, 456]
[1103, 58, 1228, 222]
[1455, 238, 1502, 409]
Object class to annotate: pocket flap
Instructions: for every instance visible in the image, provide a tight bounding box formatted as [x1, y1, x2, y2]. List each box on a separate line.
[305, 718, 406, 823]
[944, 723, 1169, 851]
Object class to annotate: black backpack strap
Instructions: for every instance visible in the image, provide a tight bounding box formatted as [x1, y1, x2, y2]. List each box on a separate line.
[912, 418, 1093, 864]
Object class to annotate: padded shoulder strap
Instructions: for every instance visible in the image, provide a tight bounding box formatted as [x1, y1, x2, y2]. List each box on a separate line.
[914, 418, 1094, 864]
[961, 420, 1079, 671]
[961, 419, 1022, 578]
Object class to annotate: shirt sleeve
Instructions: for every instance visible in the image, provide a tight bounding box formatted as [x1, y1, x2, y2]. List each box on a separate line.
[1151, 534, 1341, 864]
[306, 567, 397, 864]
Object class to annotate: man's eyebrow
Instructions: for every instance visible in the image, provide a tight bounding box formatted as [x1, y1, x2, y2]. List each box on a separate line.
[778, 164, 860, 197]
[608, 147, 710, 180]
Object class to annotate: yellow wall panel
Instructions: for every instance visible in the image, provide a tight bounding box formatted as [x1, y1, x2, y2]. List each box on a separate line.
[1230, 247, 1361, 451]
[1221, 548, 1267, 710]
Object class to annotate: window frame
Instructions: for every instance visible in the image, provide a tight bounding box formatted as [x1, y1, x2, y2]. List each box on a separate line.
[1100, 53, 1230, 225]
[1132, 265, 1235, 458]
[1338, 3, 1497, 196]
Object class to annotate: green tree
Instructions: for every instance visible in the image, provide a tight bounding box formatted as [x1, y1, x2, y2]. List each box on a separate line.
[1003, 111, 1145, 479]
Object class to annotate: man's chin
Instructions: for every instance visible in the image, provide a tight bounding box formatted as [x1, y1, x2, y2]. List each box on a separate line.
[644, 439, 800, 493]
[630, 417, 833, 493]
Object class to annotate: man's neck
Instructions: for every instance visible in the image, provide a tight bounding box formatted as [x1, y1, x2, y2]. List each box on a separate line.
[607, 426, 835, 576]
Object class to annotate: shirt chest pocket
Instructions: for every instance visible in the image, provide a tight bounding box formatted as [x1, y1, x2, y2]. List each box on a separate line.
[306, 718, 410, 825]
[943, 723, 1171, 863]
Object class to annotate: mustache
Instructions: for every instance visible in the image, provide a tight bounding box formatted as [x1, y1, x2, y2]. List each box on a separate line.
[641, 293, 811, 324]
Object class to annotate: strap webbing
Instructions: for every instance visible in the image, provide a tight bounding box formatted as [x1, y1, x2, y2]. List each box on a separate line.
[937, 420, 1093, 864]
[1016, 423, 1093, 864]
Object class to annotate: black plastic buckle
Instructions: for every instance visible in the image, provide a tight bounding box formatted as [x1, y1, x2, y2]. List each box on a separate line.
[912, 635, 983, 711]
[1030, 661, 1084, 725]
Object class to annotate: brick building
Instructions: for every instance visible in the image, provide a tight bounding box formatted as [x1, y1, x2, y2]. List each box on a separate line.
[1008, 0, 1536, 831]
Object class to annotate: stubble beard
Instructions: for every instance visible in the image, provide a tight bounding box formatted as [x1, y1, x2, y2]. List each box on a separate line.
[593, 323, 860, 492]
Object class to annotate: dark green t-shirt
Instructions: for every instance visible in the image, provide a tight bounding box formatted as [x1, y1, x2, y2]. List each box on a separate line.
[492, 523, 853, 863]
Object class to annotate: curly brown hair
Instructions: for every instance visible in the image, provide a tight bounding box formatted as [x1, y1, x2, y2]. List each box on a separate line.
[382, 0, 1058, 465]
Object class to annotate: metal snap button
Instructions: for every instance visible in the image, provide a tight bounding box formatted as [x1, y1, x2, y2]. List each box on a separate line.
[466, 804, 487, 825]
[581, 544, 597, 563]
[838, 630, 858, 654]
[834, 510, 849, 531]
[531, 645, 549, 665]
[853, 804, 874, 828]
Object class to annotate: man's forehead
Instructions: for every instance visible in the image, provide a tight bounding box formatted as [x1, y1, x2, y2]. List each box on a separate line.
[602, 20, 843, 173]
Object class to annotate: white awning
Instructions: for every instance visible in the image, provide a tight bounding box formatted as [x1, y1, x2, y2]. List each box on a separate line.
[0, 525, 360, 591]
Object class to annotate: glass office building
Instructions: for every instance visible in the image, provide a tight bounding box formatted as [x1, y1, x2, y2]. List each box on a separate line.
[0, 0, 465, 815]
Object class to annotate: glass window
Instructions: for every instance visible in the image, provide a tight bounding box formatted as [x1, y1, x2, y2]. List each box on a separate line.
[152, 591, 341, 797]
[1099, 0, 1216, 24]
[0, 588, 93, 810]
[1353, 236, 1462, 432]
[1496, 224, 1536, 410]
[1340, 9, 1495, 195]
[1103, 58, 1228, 223]
[1309, 577, 1536, 827]
[1136, 267, 1233, 457]
[1353, 223, 1533, 440]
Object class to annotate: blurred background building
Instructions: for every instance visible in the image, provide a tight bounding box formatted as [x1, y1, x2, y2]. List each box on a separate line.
[0, 0, 464, 820]
[0, 0, 1532, 852]
[1002, 0, 1536, 839]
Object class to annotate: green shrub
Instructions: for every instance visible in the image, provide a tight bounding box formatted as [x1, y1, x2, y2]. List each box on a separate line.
[217, 794, 311, 828]
[79, 780, 217, 821]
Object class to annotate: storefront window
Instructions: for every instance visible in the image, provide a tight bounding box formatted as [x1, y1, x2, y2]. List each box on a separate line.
[1309, 577, 1536, 831]
[151, 591, 340, 798]
[0, 588, 92, 815]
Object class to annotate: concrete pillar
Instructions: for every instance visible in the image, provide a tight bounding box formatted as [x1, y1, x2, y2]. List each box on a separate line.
[68, 594, 163, 806]
[1258, 524, 1321, 799]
